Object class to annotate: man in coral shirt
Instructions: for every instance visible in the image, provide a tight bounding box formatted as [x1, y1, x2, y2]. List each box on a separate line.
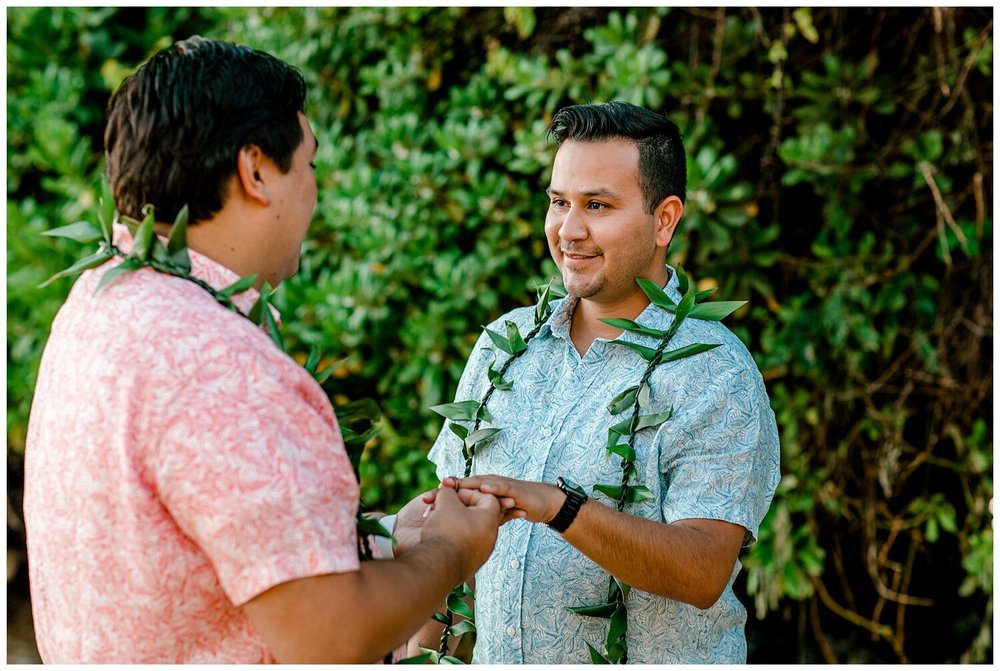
[23, 36, 501, 663]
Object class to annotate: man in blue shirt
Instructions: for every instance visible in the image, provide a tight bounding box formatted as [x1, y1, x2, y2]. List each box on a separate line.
[423, 101, 780, 663]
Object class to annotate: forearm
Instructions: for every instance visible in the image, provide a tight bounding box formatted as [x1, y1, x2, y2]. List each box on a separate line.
[244, 538, 467, 663]
[560, 499, 742, 609]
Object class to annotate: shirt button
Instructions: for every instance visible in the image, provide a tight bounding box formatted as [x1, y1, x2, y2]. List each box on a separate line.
[506, 625, 517, 637]
[510, 559, 520, 570]
[541, 427, 552, 437]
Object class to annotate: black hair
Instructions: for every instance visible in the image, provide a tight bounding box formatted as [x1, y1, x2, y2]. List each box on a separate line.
[104, 36, 307, 223]
[547, 101, 686, 213]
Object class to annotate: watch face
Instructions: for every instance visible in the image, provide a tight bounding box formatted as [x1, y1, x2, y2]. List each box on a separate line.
[559, 477, 587, 497]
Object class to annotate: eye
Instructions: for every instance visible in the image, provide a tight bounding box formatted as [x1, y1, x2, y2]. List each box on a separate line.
[587, 201, 609, 210]
[550, 198, 569, 208]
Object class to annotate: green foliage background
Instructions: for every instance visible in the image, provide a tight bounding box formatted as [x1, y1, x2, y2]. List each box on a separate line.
[6, 7, 992, 663]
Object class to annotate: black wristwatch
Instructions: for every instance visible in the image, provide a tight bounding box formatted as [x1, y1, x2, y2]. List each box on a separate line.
[546, 477, 588, 533]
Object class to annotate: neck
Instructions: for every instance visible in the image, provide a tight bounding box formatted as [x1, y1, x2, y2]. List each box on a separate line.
[154, 210, 268, 289]
[568, 266, 670, 356]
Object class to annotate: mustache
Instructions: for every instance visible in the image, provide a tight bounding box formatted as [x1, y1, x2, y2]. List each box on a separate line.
[560, 245, 602, 256]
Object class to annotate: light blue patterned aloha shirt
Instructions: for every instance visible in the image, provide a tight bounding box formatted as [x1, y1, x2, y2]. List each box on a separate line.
[428, 265, 781, 664]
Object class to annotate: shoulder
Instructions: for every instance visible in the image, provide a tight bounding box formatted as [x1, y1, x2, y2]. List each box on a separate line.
[68, 263, 301, 390]
[642, 313, 768, 404]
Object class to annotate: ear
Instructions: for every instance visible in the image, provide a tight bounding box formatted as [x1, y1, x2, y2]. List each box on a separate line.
[653, 195, 684, 249]
[235, 145, 271, 207]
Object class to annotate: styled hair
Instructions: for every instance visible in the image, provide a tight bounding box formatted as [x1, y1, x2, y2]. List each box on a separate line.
[547, 101, 687, 213]
[104, 36, 307, 223]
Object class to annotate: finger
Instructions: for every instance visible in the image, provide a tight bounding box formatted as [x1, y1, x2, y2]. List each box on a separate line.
[498, 496, 516, 510]
[466, 488, 501, 513]
[421, 488, 439, 504]
[456, 488, 480, 506]
[431, 485, 461, 510]
[440, 476, 460, 490]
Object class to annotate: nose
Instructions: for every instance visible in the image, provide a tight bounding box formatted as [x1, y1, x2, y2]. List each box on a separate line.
[558, 205, 588, 242]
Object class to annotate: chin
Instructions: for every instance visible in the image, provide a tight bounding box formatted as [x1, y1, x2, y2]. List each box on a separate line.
[562, 275, 602, 299]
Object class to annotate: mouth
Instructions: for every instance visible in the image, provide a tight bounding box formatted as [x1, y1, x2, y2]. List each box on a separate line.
[562, 250, 601, 261]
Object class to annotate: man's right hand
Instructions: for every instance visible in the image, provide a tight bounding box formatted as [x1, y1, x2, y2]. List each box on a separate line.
[420, 485, 501, 581]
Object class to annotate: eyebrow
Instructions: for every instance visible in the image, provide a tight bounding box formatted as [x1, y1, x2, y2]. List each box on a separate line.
[546, 186, 621, 199]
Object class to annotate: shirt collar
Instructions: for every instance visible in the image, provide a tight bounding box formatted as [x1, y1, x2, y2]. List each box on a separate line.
[111, 223, 272, 319]
[542, 265, 680, 344]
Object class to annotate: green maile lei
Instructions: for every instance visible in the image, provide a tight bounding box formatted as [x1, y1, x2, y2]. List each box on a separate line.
[40, 191, 392, 564]
[427, 270, 745, 665]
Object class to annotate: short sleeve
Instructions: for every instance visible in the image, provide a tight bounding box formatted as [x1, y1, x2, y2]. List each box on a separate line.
[150, 349, 361, 606]
[656, 365, 780, 546]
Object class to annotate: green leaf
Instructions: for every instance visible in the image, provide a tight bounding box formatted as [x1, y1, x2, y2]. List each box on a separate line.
[625, 485, 654, 503]
[305, 347, 322, 375]
[447, 620, 476, 637]
[449, 422, 470, 441]
[593, 484, 623, 500]
[637, 382, 652, 409]
[606, 641, 626, 663]
[418, 646, 441, 664]
[93, 258, 140, 294]
[440, 655, 464, 664]
[635, 409, 673, 431]
[672, 282, 696, 326]
[396, 652, 433, 664]
[464, 427, 502, 451]
[599, 317, 668, 339]
[457, 582, 475, 598]
[166, 204, 191, 272]
[484, 326, 513, 355]
[660, 342, 721, 364]
[608, 605, 627, 645]
[311, 356, 350, 386]
[607, 386, 639, 415]
[694, 287, 718, 302]
[505, 321, 527, 354]
[586, 642, 611, 664]
[613, 577, 632, 601]
[261, 300, 283, 351]
[688, 301, 747, 321]
[636, 277, 676, 312]
[487, 357, 514, 390]
[98, 183, 115, 244]
[607, 439, 636, 462]
[41, 220, 103, 243]
[432, 611, 451, 625]
[535, 279, 555, 323]
[446, 593, 475, 620]
[592, 484, 654, 503]
[38, 249, 115, 288]
[217, 274, 258, 298]
[612, 340, 659, 362]
[357, 515, 393, 539]
[430, 400, 483, 422]
[567, 603, 617, 618]
[132, 208, 156, 260]
[675, 265, 690, 296]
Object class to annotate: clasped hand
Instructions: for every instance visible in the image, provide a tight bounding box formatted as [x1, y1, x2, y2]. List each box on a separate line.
[424, 475, 566, 526]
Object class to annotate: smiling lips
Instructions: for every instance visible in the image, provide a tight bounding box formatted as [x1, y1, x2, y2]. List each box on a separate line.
[562, 249, 601, 262]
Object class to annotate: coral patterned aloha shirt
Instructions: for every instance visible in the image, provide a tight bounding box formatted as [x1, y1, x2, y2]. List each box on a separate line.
[24, 226, 362, 663]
